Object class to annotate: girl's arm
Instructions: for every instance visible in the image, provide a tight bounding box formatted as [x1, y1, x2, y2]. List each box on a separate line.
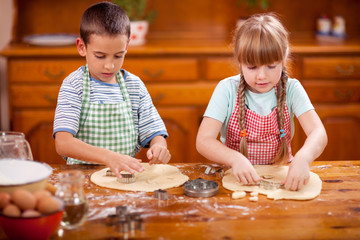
[54, 132, 144, 178]
[146, 135, 171, 164]
[196, 117, 261, 184]
[284, 109, 328, 190]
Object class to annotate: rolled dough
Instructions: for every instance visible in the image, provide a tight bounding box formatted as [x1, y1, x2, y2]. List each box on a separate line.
[90, 163, 189, 192]
[222, 165, 322, 200]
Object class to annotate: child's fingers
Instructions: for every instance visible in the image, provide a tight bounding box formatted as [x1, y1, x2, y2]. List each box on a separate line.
[146, 149, 153, 161]
[148, 147, 170, 164]
[122, 159, 144, 174]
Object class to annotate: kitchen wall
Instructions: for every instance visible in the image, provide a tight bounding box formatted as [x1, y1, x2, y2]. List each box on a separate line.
[0, 0, 13, 130]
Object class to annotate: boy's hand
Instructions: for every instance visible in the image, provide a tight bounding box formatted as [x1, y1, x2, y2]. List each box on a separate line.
[147, 144, 171, 164]
[108, 153, 144, 179]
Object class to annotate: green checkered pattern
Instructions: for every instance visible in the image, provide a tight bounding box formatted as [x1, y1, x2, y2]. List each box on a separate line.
[67, 65, 137, 164]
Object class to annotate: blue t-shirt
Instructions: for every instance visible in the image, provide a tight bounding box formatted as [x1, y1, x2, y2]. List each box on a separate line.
[204, 75, 314, 143]
[53, 66, 168, 153]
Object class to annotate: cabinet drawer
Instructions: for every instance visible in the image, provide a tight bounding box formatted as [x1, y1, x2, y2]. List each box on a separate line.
[10, 85, 59, 108]
[204, 57, 296, 81]
[123, 58, 198, 81]
[8, 59, 85, 83]
[11, 83, 217, 108]
[147, 83, 217, 106]
[302, 57, 360, 79]
[204, 57, 239, 81]
[302, 80, 360, 103]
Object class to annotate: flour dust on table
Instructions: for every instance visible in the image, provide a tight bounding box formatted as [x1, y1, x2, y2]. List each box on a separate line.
[90, 163, 189, 192]
[222, 165, 322, 200]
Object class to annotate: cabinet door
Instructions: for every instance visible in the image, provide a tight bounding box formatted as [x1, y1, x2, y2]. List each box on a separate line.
[136, 107, 207, 163]
[12, 110, 65, 164]
[307, 104, 360, 161]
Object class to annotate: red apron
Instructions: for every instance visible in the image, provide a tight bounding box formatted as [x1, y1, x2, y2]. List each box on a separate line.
[225, 91, 293, 165]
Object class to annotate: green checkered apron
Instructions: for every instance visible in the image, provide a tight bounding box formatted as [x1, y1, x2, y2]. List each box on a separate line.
[67, 65, 137, 164]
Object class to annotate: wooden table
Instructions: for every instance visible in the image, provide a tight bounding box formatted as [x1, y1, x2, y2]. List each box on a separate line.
[1, 161, 360, 239]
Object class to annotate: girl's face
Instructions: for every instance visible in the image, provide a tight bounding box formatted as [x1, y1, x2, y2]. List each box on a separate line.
[77, 34, 129, 84]
[241, 62, 283, 93]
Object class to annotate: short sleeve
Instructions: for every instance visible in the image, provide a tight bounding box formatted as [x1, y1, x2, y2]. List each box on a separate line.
[53, 69, 84, 137]
[137, 81, 168, 148]
[286, 78, 314, 118]
[204, 76, 239, 124]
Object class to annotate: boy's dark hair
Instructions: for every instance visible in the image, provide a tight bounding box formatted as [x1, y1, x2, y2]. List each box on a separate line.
[80, 1, 130, 45]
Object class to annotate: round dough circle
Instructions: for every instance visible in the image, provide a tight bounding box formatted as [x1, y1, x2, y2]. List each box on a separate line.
[222, 165, 322, 200]
[91, 163, 189, 192]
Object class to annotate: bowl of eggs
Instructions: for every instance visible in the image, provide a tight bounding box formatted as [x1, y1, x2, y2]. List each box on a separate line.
[0, 159, 53, 193]
[0, 189, 64, 240]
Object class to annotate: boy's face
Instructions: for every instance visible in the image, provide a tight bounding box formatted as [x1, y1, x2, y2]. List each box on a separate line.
[77, 34, 129, 84]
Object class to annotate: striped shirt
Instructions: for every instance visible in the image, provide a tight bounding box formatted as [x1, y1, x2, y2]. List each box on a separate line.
[53, 66, 168, 153]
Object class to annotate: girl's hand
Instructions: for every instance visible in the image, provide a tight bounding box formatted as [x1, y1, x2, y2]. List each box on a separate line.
[108, 153, 144, 179]
[230, 157, 262, 185]
[283, 159, 310, 191]
[147, 144, 171, 164]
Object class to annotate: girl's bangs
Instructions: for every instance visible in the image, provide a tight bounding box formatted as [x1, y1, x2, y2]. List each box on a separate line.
[237, 28, 285, 66]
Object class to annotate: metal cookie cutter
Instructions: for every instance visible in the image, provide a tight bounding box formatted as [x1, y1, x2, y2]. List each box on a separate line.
[106, 169, 116, 177]
[183, 178, 219, 198]
[116, 205, 128, 217]
[153, 189, 169, 200]
[126, 213, 144, 231]
[117, 173, 136, 184]
[204, 166, 216, 175]
[108, 206, 145, 233]
[204, 164, 225, 178]
[259, 180, 284, 190]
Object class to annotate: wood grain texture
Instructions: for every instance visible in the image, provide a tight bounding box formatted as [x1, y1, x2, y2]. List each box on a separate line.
[1, 161, 357, 240]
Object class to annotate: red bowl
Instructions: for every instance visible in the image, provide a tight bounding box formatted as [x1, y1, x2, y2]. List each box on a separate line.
[0, 210, 63, 240]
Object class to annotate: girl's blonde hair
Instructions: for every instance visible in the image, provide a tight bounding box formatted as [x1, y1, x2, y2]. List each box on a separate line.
[234, 13, 290, 165]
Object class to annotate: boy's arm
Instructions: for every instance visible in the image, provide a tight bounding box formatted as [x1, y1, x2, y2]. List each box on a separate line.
[284, 109, 327, 191]
[54, 132, 144, 177]
[146, 135, 171, 164]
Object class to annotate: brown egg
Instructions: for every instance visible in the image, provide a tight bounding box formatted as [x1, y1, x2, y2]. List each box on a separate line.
[2, 204, 21, 217]
[33, 190, 51, 201]
[22, 209, 41, 218]
[37, 196, 60, 214]
[0, 192, 11, 209]
[11, 189, 36, 211]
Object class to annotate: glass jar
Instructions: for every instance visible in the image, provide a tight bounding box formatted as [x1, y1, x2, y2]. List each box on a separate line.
[56, 170, 88, 229]
[0, 131, 33, 160]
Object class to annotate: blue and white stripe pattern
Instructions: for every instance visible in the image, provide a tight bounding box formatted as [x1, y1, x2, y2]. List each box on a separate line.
[53, 66, 168, 153]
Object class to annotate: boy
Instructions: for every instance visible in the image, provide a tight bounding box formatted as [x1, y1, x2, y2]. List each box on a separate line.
[53, 2, 170, 178]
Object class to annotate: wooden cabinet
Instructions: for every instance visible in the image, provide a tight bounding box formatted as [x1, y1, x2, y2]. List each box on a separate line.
[3, 44, 360, 163]
[2, 47, 221, 164]
[2, 0, 360, 164]
[136, 107, 201, 163]
[6, 58, 85, 164]
[293, 54, 360, 160]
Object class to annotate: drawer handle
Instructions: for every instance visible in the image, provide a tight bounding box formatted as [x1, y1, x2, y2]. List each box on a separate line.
[336, 65, 355, 76]
[45, 94, 57, 104]
[152, 93, 164, 103]
[45, 69, 65, 79]
[143, 69, 164, 78]
[334, 89, 354, 100]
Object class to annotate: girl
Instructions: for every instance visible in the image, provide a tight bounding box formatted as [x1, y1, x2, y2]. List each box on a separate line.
[196, 13, 327, 191]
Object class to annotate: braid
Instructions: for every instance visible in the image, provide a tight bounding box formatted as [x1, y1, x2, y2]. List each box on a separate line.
[238, 74, 248, 158]
[273, 68, 289, 164]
